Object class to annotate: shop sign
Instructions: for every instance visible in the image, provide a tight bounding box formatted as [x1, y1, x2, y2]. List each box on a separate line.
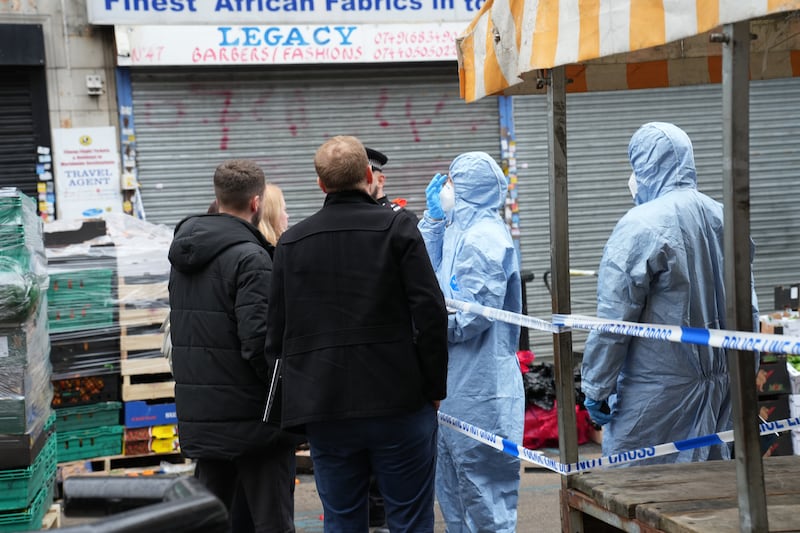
[88, 0, 483, 24]
[52, 127, 124, 221]
[116, 23, 463, 65]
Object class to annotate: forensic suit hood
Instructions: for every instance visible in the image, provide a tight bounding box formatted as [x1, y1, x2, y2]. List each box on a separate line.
[581, 122, 735, 465]
[418, 152, 524, 532]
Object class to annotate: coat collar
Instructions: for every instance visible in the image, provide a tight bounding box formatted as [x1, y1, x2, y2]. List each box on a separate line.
[323, 189, 379, 206]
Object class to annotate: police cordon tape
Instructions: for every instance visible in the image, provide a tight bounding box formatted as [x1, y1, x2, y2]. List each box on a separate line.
[442, 298, 800, 469]
[444, 298, 800, 356]
[444, 299, 562, 334]
[553, 313, 800, 356]
[438, 411, 800, 474]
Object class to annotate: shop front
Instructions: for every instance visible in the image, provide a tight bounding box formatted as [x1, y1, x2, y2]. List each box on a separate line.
[86, 1, 502, 226]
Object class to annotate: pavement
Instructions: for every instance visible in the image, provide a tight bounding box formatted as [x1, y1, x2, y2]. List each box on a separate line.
[61, 442, 603, 532]
[293, 442, 603, 533]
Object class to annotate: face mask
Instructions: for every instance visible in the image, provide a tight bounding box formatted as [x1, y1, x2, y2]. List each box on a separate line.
[628, 171, 638, 200]
[439, 181, 455, 213]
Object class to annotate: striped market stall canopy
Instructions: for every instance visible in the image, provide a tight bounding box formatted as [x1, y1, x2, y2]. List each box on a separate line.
[457, 0, 800, 101]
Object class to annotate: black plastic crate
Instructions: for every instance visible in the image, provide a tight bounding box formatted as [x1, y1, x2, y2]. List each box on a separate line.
[51, 373, 120, 408]
[49, 328, 120, 376]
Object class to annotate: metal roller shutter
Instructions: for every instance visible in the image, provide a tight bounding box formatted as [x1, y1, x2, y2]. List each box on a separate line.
[130, 63, 501, 227]
[514, 78, 800, 360]
[0, 68, 48, 198]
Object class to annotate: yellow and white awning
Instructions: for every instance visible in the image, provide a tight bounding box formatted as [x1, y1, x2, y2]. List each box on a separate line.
[457, 0, 800, 101]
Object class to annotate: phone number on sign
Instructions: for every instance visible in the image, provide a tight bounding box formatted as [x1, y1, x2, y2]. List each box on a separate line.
[374, 30, 461, 46]
[373, 46, 456, 61]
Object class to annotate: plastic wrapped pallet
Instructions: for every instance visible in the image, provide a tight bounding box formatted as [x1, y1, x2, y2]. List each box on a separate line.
[0, 190, 53, 438]
[0, 348, 54, 434]
[0, 189, 48, 292]
[44, 214, 173, 380]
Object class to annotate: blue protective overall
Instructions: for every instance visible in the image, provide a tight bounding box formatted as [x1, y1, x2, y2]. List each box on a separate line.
[581, 122, 745, 465]
[419, 152, 524, 532]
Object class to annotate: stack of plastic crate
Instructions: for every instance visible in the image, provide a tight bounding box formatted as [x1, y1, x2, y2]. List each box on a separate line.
[0, 189, 56, 532]
[43, 223, 124, 464]
[46, 261, 124, 463]
[53, 401, 123, 463]
[44, 215, 175, 463]
[47, 245, 121, 412]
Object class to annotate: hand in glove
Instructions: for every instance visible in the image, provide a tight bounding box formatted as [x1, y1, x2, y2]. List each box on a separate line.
[584, 397, 612, 426]
[425, 173, 449, 220]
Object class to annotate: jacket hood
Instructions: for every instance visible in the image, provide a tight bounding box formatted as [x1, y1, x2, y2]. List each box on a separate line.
[628, 122, 697, 206]
[449, 152, 508, 218]
[169, 214, 268, 273]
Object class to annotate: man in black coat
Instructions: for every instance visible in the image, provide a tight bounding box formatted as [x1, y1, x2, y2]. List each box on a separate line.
[168, 159, 296, 533]
[266, 136, 448, 532]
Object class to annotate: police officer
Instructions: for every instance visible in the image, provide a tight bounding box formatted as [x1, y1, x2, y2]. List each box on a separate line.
[366, 147, 418, 222]
[364, 146, 414, 530]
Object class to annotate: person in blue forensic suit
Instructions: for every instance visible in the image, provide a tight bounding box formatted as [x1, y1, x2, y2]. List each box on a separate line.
[418, 152, 524, 532]
[581, 121, 751, 465]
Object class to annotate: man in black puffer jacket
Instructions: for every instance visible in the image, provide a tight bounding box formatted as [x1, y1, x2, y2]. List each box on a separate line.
[168, 159, 296, 533]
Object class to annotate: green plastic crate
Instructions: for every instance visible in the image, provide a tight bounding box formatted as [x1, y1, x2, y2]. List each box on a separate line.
[0, 191, 36, 228]
[47, 304, 115, 333]
[57, 425, 124, 463]
[0, 195, 25, 227]
[55, 402, 122, 432]
[0, 473, 54, 533]
[47, 268, 115, 333]
[0, 435, 56, 512]
[47, 269, 114, 304]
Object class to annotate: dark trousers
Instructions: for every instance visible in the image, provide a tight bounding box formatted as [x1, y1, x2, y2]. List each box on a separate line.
[194, 445, 297, 533]
[306, 404, 437, 533]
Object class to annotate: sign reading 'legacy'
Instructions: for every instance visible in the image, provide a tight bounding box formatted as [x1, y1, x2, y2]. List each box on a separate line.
[89, 0, 485, 24]
[116, 23, 463, 65]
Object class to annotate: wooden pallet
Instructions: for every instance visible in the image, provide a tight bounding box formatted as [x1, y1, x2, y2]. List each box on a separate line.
[118, 279, 169, 358]
[42, 503, 62, 530]
[59, 451, 191, 478]
[120, 357, 174, 401]
[118, 278, 173, 402]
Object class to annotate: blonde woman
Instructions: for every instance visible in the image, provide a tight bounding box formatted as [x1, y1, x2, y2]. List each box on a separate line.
[259, 183, 289, 246]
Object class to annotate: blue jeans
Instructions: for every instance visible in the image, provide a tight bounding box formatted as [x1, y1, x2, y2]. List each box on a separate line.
[306, 404, 437, 533]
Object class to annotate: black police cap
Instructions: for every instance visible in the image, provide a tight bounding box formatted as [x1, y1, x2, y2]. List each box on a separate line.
[365, 147, 388, 171]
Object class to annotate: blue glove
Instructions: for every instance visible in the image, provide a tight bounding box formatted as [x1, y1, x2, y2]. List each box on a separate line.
[425, 173, 448, 220]
[584, 397, 612, 426]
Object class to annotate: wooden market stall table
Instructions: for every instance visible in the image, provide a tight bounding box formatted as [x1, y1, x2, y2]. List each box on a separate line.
[565, 456, 800, 532]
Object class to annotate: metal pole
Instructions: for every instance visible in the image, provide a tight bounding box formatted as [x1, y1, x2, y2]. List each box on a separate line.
[546, 66, 581, 533]
[721, 20, 768, 532]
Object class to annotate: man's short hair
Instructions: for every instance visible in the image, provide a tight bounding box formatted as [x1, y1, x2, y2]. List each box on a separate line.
[314, 136, 368, 192]
[213, 160, 266, 211]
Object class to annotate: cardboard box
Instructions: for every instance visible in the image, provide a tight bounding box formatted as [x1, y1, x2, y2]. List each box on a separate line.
[763, 430, 794, 457]
[790, 394, 800, 420]
[775, 284, 800, 311]
[124, 399, 177, 428]
[789, 362, 800, 395]
[123, 436, 180, 456]
[756, 359, 791, 396]
[759, 396, 794, 457]
[758, 396, 790, 423]
[124, 424, 178, 442]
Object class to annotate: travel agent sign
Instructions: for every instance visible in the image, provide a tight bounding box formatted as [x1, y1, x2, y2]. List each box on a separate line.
[88, 0, 485, 24]
[53, 127, 124, 221]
